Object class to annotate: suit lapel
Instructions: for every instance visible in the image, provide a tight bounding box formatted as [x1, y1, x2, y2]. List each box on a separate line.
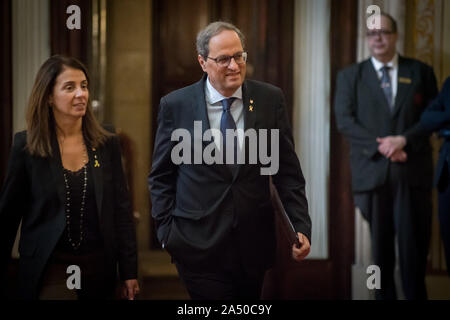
[87, 144, 103, 220]
[193, 74, 212, 142]
[362, 59, 392, 115]
[234, 80, 257, 181]
[243, 81, 257, 132]
[392, 57, 413, 117]
[49, 134, 66, 208]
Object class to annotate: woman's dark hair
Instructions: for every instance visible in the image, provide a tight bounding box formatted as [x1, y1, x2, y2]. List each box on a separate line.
[26, 55, 111, 157]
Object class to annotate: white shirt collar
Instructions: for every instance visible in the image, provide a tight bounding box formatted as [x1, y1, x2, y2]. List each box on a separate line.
[371, 53, 398, 71]
[205, 76, 242, 105]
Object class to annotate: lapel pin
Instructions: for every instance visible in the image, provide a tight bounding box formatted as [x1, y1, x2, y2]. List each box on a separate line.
[399, 77, 412, 84]
[250, 99, 254, 104]
[92, 147, 100, 167]
[249, 105, 254, 112]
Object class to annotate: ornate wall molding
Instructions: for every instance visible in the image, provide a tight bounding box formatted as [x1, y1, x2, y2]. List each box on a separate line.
[408, 0, 449, 272]
[413, 0, 435, 66]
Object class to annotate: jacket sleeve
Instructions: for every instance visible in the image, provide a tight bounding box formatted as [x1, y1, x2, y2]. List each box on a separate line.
[334, 69, 380, 158]
[402, 64, 438, 149]
[148, 97, 177, 247]
[420, 77, 450, 132]
[0, 132, 30, 287]
[272, 89, 312, 244]
[111, 134, 138, 280]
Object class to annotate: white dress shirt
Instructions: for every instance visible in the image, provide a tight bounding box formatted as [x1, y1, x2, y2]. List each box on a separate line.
[371, 53, 399, 105]
[205, 77, 244, 150]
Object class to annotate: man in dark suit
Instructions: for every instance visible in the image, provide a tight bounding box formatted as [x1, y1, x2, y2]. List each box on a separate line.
[149, 21, 311, 299]
[334, 13, 437, 299]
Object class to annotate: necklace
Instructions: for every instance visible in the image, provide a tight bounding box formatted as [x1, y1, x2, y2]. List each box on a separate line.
[58, 135, 89, 168]
[63, 164, 87, 250]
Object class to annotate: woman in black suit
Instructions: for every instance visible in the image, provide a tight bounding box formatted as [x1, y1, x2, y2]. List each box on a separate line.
[0, 55, 140, 299]
[421, 76, 450, 276]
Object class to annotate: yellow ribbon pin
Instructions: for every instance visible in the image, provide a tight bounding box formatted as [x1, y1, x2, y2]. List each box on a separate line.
[249, 99, 254, 112]
[92, 147, 100, 167]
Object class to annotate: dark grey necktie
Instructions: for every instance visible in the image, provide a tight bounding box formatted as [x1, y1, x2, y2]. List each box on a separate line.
[220, 97, 237, 165]
[380, 65, 393, 109]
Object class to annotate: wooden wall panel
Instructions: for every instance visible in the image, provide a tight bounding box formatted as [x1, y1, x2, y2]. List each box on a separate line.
[329, 0, 358, 299]
[50, 0, 91, 65]
[264, 0, 358, 300]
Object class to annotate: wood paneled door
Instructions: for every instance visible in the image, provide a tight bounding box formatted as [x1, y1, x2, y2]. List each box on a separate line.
[151, 0, 294, 131]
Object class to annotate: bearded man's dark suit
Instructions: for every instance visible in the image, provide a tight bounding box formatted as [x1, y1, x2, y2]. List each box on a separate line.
[149, 74, 311, 298]
[334, 56, 437, 299]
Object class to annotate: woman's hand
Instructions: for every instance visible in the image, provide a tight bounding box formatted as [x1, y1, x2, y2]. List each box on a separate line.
[120, 279, 140, 300]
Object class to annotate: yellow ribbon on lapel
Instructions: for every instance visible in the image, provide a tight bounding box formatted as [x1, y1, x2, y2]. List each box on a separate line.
[92, 147, 100, 167]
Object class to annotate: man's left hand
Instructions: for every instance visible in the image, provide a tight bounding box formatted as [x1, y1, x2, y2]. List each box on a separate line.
[292, 233, 310, 262]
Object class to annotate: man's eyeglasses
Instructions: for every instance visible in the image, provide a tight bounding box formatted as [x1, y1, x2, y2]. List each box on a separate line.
[366, 30, 395, 37]
[207, 52, 247, 67]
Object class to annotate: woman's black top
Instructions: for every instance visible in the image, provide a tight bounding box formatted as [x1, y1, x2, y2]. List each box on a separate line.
[55, 163, 104, 255]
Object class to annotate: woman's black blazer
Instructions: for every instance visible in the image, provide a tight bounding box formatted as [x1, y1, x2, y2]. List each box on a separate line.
[0, 128, 137, 299]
